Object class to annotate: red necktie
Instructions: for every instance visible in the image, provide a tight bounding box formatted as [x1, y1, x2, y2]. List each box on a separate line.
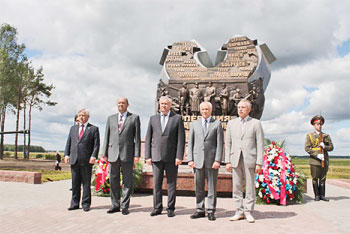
[119, 115, 123, 132]
[79, 124, 84, 140]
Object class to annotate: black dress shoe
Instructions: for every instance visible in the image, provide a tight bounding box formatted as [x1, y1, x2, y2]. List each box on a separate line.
[190, 212, 205, 219]
[208, 213, 216, 221]
[122, 209, 130, 215]
[150, 209, 162, 216]
[67, 206, 79, 211]
[107, 208, 120, 214]
[83, 207, 90, 212]
[167, 210, 175, 217]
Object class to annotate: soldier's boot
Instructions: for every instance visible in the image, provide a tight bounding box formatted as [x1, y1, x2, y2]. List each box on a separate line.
[319, 183, 329, 202]
[312, 181, 320, 201]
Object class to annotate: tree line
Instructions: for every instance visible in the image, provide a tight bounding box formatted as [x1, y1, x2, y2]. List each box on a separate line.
[0, 23, 56, 160]
[3, 144, 46, 152]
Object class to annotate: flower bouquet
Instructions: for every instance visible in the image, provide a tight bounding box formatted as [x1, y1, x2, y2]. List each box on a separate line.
[91, 156, 110, 197]
[92, 156, 144, 197]
[255, 141, 305, 205]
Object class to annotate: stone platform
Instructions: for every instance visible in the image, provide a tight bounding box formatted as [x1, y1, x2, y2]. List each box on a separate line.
[139, 163, 233, 196]
[0, 170, 42, 184]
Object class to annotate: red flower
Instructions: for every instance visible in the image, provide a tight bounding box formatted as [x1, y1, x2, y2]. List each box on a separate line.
[266, 199, 270, 204]
[262, 189, 265, 193]
[263, 196, 267, 200]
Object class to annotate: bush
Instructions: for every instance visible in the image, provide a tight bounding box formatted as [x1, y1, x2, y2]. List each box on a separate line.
[45, 155, 56, 160]
[36, 154, 43, 159]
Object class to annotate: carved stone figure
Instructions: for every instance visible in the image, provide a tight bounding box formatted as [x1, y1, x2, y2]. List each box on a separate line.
[204, 81, 216, 113]
[229, 88, 243, 116]
[190, 82, 202, 115]
[219, 83, 229, 116]
[178, 82, 189, 115]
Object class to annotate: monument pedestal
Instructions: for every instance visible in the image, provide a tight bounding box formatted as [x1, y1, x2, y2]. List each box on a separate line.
[138, 164, 233, 197]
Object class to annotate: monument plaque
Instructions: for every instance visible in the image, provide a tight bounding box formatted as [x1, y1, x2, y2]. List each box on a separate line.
[157, 36, 276, 129]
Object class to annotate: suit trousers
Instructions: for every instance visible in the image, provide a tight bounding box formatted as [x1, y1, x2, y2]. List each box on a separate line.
[194, 167, 218, 213]
[70, 164, 93, 208]
[152, 161, 178, 211]
[109, 159, 133, 209]
[232, 154, 256, 215]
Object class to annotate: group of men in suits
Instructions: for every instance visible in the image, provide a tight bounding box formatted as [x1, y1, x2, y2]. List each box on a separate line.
[64, 96, 264, 223]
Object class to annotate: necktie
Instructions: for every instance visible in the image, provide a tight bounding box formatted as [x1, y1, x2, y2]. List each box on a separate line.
[79, 124, 84, 140]
[119, 115, 123, 132]
[241, 119, 245, 132]
[203, 119, 208, 134]
[161, 114, 167, 132]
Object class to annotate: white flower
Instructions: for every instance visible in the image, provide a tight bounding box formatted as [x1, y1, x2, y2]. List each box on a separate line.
[259, 175, 264, 181]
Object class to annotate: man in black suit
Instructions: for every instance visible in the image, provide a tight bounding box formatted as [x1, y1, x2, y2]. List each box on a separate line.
[145, 96, 185, 217]
[64, 109, 100, 212]
[103, 97, 141, 215]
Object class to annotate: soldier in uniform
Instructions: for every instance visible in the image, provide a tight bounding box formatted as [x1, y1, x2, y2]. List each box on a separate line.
[304, 115, 333, 201]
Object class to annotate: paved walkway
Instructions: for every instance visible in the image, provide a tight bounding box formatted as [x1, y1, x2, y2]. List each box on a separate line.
[0, 179, 349, 234]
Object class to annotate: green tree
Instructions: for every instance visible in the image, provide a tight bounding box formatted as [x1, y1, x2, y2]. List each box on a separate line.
[25, 66, 56, 158]
[0, 23, 25, 159]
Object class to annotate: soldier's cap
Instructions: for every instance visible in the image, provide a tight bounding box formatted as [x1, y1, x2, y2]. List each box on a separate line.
[310, 115, 325, 125]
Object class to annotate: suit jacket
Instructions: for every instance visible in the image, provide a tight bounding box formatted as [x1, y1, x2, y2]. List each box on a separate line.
[187, 118, 223, 169]
[225, 116, 264, 169]
[64, 123, 100, 166]
[145, 111, 185, 163]
[304, 131, 333, 166]
[102, 112, 141, 163]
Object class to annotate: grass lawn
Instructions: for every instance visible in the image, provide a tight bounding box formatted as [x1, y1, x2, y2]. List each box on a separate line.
[291, 157, 350, 179]
[0, 168, 71, 182]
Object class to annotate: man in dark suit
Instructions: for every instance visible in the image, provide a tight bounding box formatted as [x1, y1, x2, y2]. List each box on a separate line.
[103, 97, 141, 215]
[145, 96, 185, 217]
[187, 102, 223, 221]
[64, 109, 100, 212]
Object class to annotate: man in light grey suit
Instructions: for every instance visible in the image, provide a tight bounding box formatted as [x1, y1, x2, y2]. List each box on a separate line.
[187, 102, 223, 221]
[225, 99, 264, 223]
[65, 109, 100, 212]
[103, 97, 141, 215]
[145, 96, 185, 217]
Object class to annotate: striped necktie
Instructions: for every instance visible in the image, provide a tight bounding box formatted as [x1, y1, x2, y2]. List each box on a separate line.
[119, 115, 123, 132]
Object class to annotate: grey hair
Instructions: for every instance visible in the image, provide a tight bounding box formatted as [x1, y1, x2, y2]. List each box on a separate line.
[77, 109, 90, 117]
[159, 96, 172, 104]
[200, 101, 212, 109]
[238, 99, 252, 108]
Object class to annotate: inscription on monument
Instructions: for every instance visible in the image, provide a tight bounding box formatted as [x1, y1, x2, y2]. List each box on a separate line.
[157, 36, 275, 128]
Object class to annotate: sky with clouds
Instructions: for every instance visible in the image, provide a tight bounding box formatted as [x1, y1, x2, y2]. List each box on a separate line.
[1, 0, 349, 156]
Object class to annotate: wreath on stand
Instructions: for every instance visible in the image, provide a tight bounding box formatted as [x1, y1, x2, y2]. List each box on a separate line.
[255, 141, 306, 205]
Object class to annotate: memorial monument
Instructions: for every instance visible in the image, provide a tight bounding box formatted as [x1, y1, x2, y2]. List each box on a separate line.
[156, 35, 276, 130]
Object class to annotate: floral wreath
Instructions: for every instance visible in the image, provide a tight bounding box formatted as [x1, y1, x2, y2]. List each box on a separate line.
[255, 141, 304, 205]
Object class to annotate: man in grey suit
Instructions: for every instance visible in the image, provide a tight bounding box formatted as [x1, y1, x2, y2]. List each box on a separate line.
[103, 97, 141, 215]
[64, 109, 100, 212]
[187, 102, 223, 221]
[225, 99, 264, 223]
[145, 96, 185, 217]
